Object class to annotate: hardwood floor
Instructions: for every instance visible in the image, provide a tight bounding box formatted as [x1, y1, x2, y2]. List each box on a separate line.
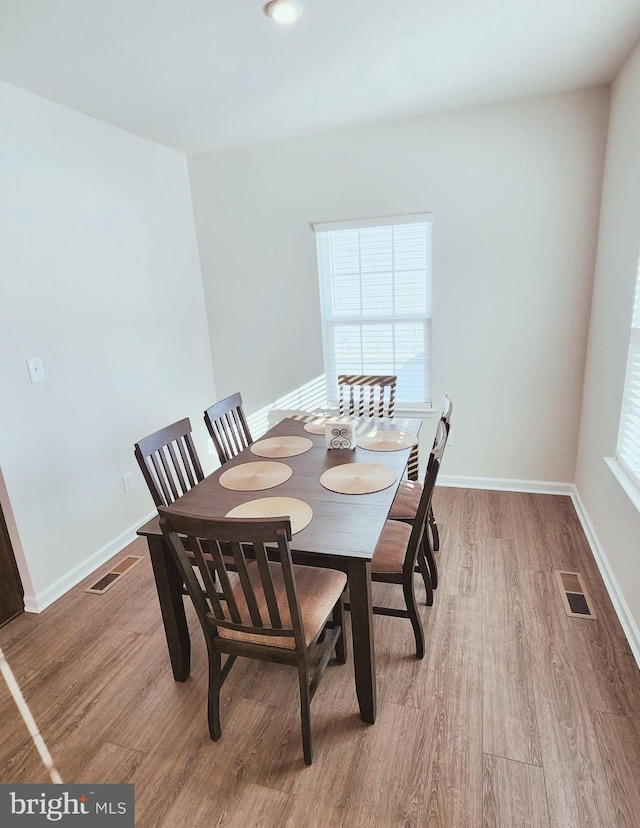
[1, 488, 640, 826]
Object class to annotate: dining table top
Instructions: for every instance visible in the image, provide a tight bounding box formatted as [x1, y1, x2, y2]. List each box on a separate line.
[137, 414, 422, 562]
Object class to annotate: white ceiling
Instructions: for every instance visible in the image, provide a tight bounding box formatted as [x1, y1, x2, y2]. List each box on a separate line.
[1, 0, 640, 155]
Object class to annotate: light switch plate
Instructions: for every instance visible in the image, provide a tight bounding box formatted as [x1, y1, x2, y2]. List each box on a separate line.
[27, 358, 45, 383]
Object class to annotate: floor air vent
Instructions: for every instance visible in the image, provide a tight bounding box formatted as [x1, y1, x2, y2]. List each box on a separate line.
[554, 570, 597, 620]
[85, 555, 143, 595]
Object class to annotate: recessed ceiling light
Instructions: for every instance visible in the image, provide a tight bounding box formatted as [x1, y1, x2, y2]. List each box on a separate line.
[265, 1, 300, 25]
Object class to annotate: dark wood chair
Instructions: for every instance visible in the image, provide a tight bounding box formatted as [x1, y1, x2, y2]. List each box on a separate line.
[388, 397, 451, 595]
[338, 374, 397, 418]
[158, 508, 348, 765]
[363, 419, 448, 658]
[204, 392, 253, 466]
[134, 418, 204, 508]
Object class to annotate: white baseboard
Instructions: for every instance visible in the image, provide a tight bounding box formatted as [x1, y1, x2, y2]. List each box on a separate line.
[438, 474, 574, 496]
[23, 509, 157, 613]
[570, 489, 640, 668]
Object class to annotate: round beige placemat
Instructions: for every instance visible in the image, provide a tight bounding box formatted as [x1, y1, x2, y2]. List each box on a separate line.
[303, 416, 356, 435]
[320, 463, 397, 495]
[225, 497, 313, 534]
[250, 435, 313, 458]
[356, 429, 418, 452]
[218, 461, 293, 491]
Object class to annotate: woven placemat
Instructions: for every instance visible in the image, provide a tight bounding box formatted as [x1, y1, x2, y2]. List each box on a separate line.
[218, 461, 293, 491]
[356, 429, 418, 452]
[225, 497, 313, 534]
[250, 435, 313, 458]
[320, 463, 397, 495]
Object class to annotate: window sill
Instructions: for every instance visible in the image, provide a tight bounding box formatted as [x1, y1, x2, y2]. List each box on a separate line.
[394, 404, 436, 418]
[604, 457, 640, 515]
[325, 402, 435, 417]
[268, 403, 435, 431]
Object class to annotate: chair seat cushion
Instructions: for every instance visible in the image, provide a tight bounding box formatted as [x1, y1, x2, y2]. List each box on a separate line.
[388, 479, 422, 519]
[216, 562, 346, 649]
[371, 520, 412, 574]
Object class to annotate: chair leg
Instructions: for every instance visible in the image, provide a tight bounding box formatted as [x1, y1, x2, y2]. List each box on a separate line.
[417, 544, 433, 606]
[423, 530, 439, 590]
[428, 505, 440, 552]
[332, 595, 348, 664]
[207, 646, 222, 741]
[297, 657, 313, 765]
[402, 571, 425, 659]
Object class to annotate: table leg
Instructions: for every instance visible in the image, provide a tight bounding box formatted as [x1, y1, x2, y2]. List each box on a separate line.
[348, 559, 377, 724]
[147, 535, 190, 682]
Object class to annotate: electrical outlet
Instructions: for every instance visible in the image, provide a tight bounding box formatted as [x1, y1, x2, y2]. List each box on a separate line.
[122, 472, 134, 493]
[27, 357, 45, 383]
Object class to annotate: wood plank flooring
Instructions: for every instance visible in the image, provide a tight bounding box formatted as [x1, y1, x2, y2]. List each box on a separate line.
[1, 488, 640, 826]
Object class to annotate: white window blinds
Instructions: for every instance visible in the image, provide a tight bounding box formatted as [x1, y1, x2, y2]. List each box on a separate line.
[617, 262, 640, 489]
[313, 215, 432, 405]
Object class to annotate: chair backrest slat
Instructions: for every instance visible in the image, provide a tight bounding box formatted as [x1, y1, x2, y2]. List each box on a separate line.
[277, 542, 303, 635]
[219, 412, 242, 459]
[225, 410, 245, 456]
[176, 436, 199, 489]
[161, 525, 213, 622]
[165, 442, 189, 496]
[149, 450, 175, 505]
[134, 418, 204, 508]
[208, 540, 240, 621]
[213, 419, 230, 460]
[158, 510, 300, 644]
[192, 537, 224, 616]
[204, 393, 254, 466]
[230, 540, 264, 627]
[338, 375, 397, 419]
[254, 541, 283, 628]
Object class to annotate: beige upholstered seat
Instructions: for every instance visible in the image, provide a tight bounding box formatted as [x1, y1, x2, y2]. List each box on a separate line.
[371, 521, 412, 574]
[388, 480, 422, 520]
[219, 562, 347, 649]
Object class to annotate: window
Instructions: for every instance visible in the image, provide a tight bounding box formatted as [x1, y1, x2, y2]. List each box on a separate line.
[313, 214, 432, 406]
[616, 261, 640, 490]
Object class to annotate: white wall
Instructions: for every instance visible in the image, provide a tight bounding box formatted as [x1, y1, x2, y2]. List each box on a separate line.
[575, 42, 640, 656]
[0, 81, 216, 609]
[188, 88, 609, 483]
[0, 77, 619, 616]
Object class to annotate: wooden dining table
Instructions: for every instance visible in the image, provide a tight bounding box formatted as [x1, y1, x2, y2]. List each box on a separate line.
[137, 414, 422, 725]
